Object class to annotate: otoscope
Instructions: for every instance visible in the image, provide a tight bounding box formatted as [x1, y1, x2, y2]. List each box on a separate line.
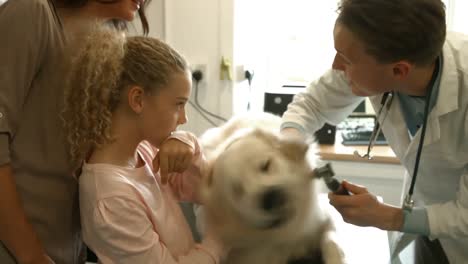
[314, 163, 350, 195]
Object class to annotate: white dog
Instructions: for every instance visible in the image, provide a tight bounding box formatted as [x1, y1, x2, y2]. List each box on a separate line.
[198, 113, 346, 264]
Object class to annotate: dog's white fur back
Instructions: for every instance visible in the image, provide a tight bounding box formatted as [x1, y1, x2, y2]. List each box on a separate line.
[199, 112, 346, 264]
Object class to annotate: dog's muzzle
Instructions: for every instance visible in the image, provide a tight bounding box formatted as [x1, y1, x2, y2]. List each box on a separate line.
[261, 187, 287, 212]
[257, 187, 292, 229]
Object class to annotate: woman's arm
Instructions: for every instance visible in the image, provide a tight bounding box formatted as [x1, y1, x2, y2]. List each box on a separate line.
[0, 165, 52, 264]
[0, 1, 54, 263]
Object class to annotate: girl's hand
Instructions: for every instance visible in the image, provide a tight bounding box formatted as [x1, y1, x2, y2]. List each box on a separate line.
[156, 138, 195, 184]
[328, 180, 404, 231]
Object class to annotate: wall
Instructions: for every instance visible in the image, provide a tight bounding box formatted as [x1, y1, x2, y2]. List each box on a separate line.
[158, 0, 236, 136]
[142, 1, 468, 134]
[129, 0, 164, 37]
[145, 0, 165, 38]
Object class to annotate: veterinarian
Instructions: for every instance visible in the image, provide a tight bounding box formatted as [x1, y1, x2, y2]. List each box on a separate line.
[280, 0, 468, 263]
[0, 1, 151, 263]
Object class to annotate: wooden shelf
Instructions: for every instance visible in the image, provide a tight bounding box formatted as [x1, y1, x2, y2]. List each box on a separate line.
[318, 143, 400, 164]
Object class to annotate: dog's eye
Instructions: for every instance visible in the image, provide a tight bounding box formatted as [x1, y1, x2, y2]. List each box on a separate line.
[260, 159, 271, 172]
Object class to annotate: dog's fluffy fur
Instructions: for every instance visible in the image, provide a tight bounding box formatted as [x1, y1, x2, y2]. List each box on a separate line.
[199, 113, 346, 264]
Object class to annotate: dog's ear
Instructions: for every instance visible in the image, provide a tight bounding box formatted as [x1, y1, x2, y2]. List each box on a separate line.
[198, 158, 215, 204]
[279, 139, 309, 162]
[252, 128, 309, 161]
[200, 158, 215, 189]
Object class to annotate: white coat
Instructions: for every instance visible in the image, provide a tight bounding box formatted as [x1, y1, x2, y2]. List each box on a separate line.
[282, 32, 468, 263]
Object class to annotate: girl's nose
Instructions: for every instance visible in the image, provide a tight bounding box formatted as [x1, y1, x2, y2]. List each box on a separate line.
[178, 109, 188, 125]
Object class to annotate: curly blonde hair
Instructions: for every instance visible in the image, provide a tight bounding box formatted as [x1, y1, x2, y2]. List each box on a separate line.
[62, 27, 188, 169]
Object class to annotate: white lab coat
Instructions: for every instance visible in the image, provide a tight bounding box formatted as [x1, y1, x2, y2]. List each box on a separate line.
[282, 32, 468, 263]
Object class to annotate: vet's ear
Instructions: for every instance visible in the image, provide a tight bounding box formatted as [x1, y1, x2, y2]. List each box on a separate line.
[279, 139, 309, 162]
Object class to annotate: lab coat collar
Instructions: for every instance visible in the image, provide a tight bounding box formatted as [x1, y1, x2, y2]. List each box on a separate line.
[433, 42, 459, 117]
[403, 41, 460, 157]
[364, 38, 461, 160]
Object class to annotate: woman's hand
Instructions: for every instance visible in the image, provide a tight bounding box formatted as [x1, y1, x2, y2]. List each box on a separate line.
[156, 138, 195, 184]
[328, 180, 404, 231]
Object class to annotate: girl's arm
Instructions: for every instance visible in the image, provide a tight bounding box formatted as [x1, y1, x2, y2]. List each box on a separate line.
[84, 195, 223, 264]
[153, 131, 205, 203]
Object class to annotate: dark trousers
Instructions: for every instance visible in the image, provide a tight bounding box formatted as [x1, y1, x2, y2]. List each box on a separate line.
[414, 236, 449, 264]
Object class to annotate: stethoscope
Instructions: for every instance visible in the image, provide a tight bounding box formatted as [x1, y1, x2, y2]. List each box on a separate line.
[353, 86, 434, 212]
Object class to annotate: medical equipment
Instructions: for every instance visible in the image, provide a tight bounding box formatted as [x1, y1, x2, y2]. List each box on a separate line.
[352, 83, 435, 211]
[353, 92, 394, 159]
[314, 163, 349, 195]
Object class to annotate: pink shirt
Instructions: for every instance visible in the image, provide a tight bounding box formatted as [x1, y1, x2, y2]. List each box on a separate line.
[79, 132, 223, 263]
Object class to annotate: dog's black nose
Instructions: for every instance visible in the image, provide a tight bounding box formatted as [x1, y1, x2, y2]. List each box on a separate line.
[261, 188, 287, 212]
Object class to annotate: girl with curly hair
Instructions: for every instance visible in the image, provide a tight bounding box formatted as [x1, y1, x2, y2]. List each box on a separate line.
[62, 28, 225, 264]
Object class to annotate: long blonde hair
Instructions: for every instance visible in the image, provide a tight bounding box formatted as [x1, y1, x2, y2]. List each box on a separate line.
[63, 27, 188, 169]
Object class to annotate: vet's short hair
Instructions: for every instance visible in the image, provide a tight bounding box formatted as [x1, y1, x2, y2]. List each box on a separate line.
[337, 0, 446, 66]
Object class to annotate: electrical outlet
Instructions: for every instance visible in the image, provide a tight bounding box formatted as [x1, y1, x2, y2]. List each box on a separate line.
[191, 64, 207, 84]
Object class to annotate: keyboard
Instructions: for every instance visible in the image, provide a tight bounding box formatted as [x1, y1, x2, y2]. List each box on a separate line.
[337, 115, 388, 146]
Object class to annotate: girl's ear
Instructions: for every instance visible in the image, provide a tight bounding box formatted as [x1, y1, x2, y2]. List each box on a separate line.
[127, 85, 145, 114]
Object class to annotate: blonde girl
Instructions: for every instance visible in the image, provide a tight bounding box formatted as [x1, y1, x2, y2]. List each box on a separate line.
[63, 28, 224, 263]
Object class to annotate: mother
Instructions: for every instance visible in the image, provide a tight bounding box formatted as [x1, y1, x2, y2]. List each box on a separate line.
[0, 0, 151, 263]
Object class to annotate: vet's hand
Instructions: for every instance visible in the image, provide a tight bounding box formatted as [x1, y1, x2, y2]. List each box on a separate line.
[328, 181, 404, 231]
[156, 138, 195, 184]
